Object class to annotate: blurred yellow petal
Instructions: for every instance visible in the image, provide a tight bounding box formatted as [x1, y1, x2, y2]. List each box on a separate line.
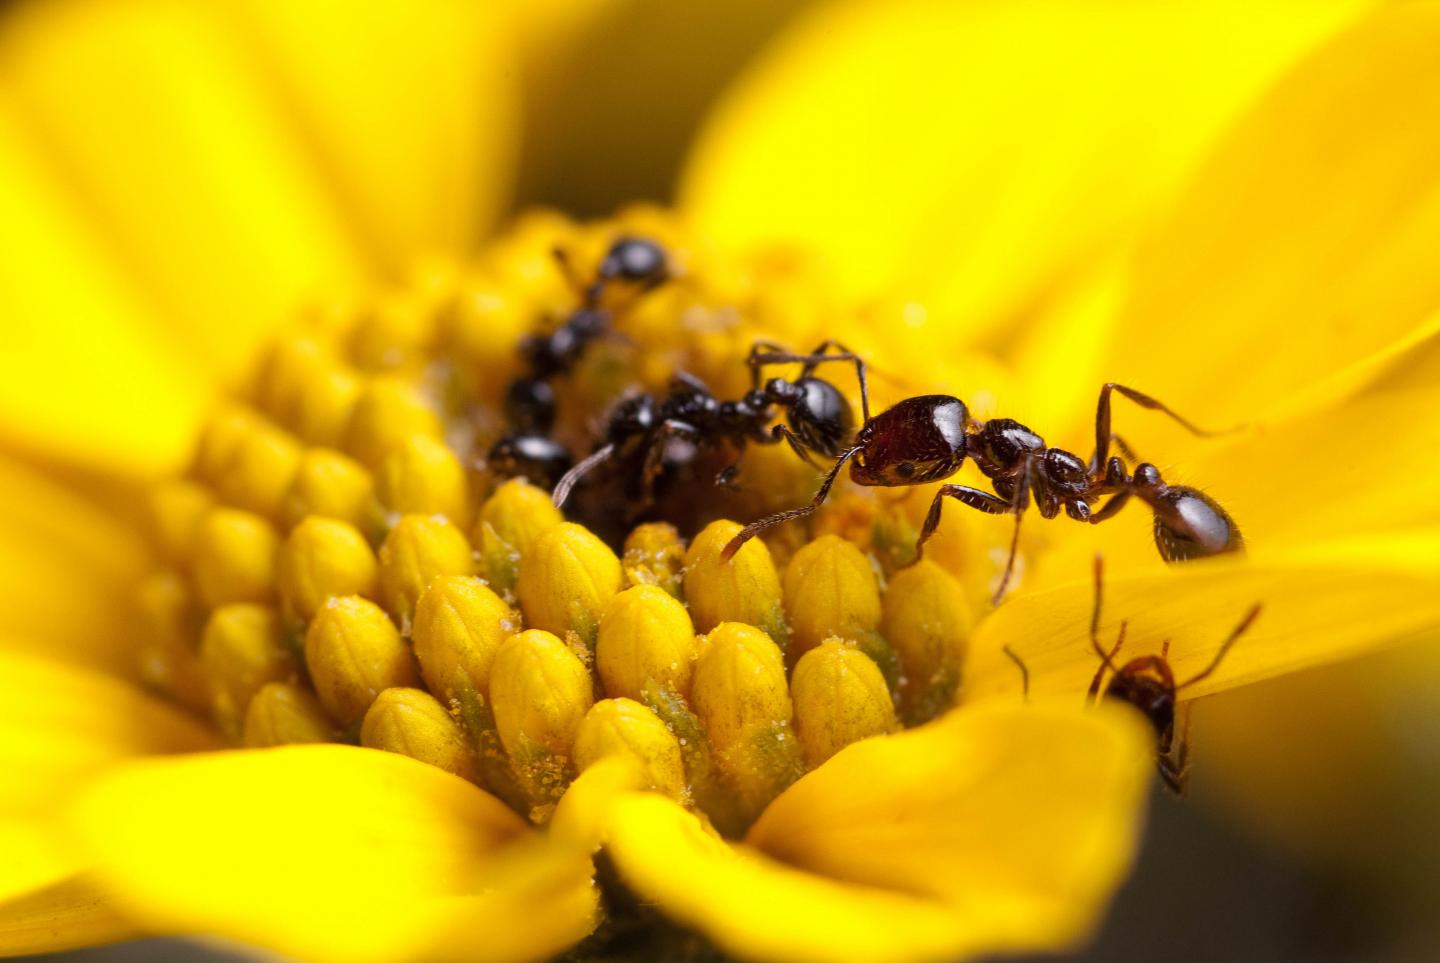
[682, 0, 1365, 343]
[231, 1, 518, 272]
[607, 702, 1151, 962]
[0, 100, 203, 474]
[0, 820, 72, 905]
[2, 0, 369, 377]
[0, 650, 218, 819]
[968, 532, 1440, 703]
[0, 454, 149, 673]
[1103, 2, 1440, 428]
[70, 745, 597, 963]
[0, 876, 140, 956]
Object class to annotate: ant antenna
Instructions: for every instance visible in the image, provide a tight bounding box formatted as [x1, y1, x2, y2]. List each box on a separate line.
[1002, 645, 1030, 702]
[1177, 603, 1262, 690]
[992, 463, 1029, 605]
[552, 443, 616, 508]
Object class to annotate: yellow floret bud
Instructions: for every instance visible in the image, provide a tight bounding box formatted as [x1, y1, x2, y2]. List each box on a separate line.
[360, 686, 478, 783]
[348, 295, 435, 373]
[489, 629, 595, 816]
[292, 362, 361, 448]
[253, 334, 330, 423]
[882, 560, 972, 725]
[192, 507, 279, 609]
[376, 435, 471, 529]
[596, 585, 697, 702]
[199, 604, 297, 740]
[278, 517, 378, 621]
[192, 404, 260, 485]
[411, 575, 516, 706]
[136, 571, 208, 713]
[683, 520, 788, 649]
[574, 698, 686, 800]
[790, 640, 898, 768]
[377, 514, 474, 628]
[441, 285, 533, 404]
[474, 478, 563, 595]
[690, 622, 802, 832]
[621, 522, 686, 598]
[304, 595, 419, 727]
[343, 375, 442, 467]
[213, 416, 303, 521]
[283, 448, 376, 533]
[144, 479, 213, 563]
[243, 681, 335, 747]
[783, 535, 881, 657]
[516, 522, 621, 650]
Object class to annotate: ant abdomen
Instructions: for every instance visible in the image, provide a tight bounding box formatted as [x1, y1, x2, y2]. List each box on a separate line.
[786, 377, 853, 457]
[487, 435, 572, 489]
[1150, 486, 1243, 562]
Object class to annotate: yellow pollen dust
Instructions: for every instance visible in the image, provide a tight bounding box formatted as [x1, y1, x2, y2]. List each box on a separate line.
[136, 208, 977, 833]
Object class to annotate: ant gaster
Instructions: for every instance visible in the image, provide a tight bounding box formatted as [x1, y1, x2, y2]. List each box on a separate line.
[551, 341, 865, 511]
[1007, 555, 1261, 794]
[721, 349, 1243, 600]
[487, 236, 669, 487]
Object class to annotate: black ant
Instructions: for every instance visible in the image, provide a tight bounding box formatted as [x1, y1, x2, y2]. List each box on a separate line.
[486, 237, 669, 487]
[1005, 555, 1260, 794]
[551, 341, 865, 511]
[721, 346, 1243, 600]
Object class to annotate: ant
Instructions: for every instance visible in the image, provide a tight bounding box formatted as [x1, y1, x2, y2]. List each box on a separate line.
[1005, 555, 1261, 794]
[486, 237, 669, 487]
[721, 345, 1243, 601]
[551, 341, 865, 511]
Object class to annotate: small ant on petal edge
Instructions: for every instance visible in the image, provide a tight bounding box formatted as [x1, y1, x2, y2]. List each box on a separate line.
[721, 341, 1244, 605]
[1004, 555, 1261, 796]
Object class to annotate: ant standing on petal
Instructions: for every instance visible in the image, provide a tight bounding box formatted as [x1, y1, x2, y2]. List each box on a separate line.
[486, 237, 670, 488]
[721, 343, 1244, 603]
[550, 341, 865, 515]
[1004, 555, 1261, 795]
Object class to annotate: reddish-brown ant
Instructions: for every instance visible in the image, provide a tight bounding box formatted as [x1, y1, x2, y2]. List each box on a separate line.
[551, 341, 862, 511]
[721, 345, 1243, 601]
[1005, 555, 1261, 794]
[487, 237, 669, 487]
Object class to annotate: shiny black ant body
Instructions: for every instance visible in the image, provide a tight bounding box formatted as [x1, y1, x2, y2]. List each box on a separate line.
[1006, 555, 1261, 794]
[487, 237, 669, 486]
[721, 347, 1244, 600]
[551, 341, 864, 510]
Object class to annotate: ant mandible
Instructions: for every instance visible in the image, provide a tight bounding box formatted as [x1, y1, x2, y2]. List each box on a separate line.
[721, 344, 1244, 601]
[550, 340, 864, 511]
[1006, 555, 1261, 794]
[487, 236, 669, 487]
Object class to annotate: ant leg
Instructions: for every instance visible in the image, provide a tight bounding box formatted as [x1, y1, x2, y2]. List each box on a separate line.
[1086, 490, 1133, 525]
[771, 423, 826, 470]
[670, 370, 711, 396]
[638, 420, 701, 511]
[1158, 705, 1193, 796]
[916, 485, 1011, 569]
[1002, 645, 1030, 702]
[1089, 382, 1223, 474]
[552, 443, 616, 508]
[1176, 604, 1262, 689]
[1086, 623, 1128, 705]
[551, 246, 588, 300]
[746, 340, 798, 390]
[721, 445, 862, 560]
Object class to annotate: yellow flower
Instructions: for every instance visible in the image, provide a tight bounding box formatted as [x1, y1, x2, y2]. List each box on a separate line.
[3, 2, 1440, 963]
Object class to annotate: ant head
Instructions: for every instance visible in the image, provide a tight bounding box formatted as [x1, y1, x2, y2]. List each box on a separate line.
[1148, 486, 1244, 562]
[598, 237, 669, 289]
[850, 395, 968, 487]
[1105, 660, 1177, 741]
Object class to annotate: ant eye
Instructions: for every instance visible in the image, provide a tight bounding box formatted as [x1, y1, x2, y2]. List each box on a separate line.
[896, 462, 916, 478]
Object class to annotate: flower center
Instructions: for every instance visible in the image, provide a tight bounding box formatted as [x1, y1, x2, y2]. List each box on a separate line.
[136, 209, 977, 834]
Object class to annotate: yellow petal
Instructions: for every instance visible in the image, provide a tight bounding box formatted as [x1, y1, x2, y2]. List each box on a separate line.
[969, 532, 1440, 703]
[70, 745, 596, 963]
[2, 0, 369, 377]
[230, 1, 519, 271]
[682, 0, 1365, 344]
[0, 876, 140, 956]
[0, 99, 203, 475]
[607, 701, 1151, 962]
[0, 454, 148, 673]
[1101, 3, 1440, 429]
[0, 650, 218, 819]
